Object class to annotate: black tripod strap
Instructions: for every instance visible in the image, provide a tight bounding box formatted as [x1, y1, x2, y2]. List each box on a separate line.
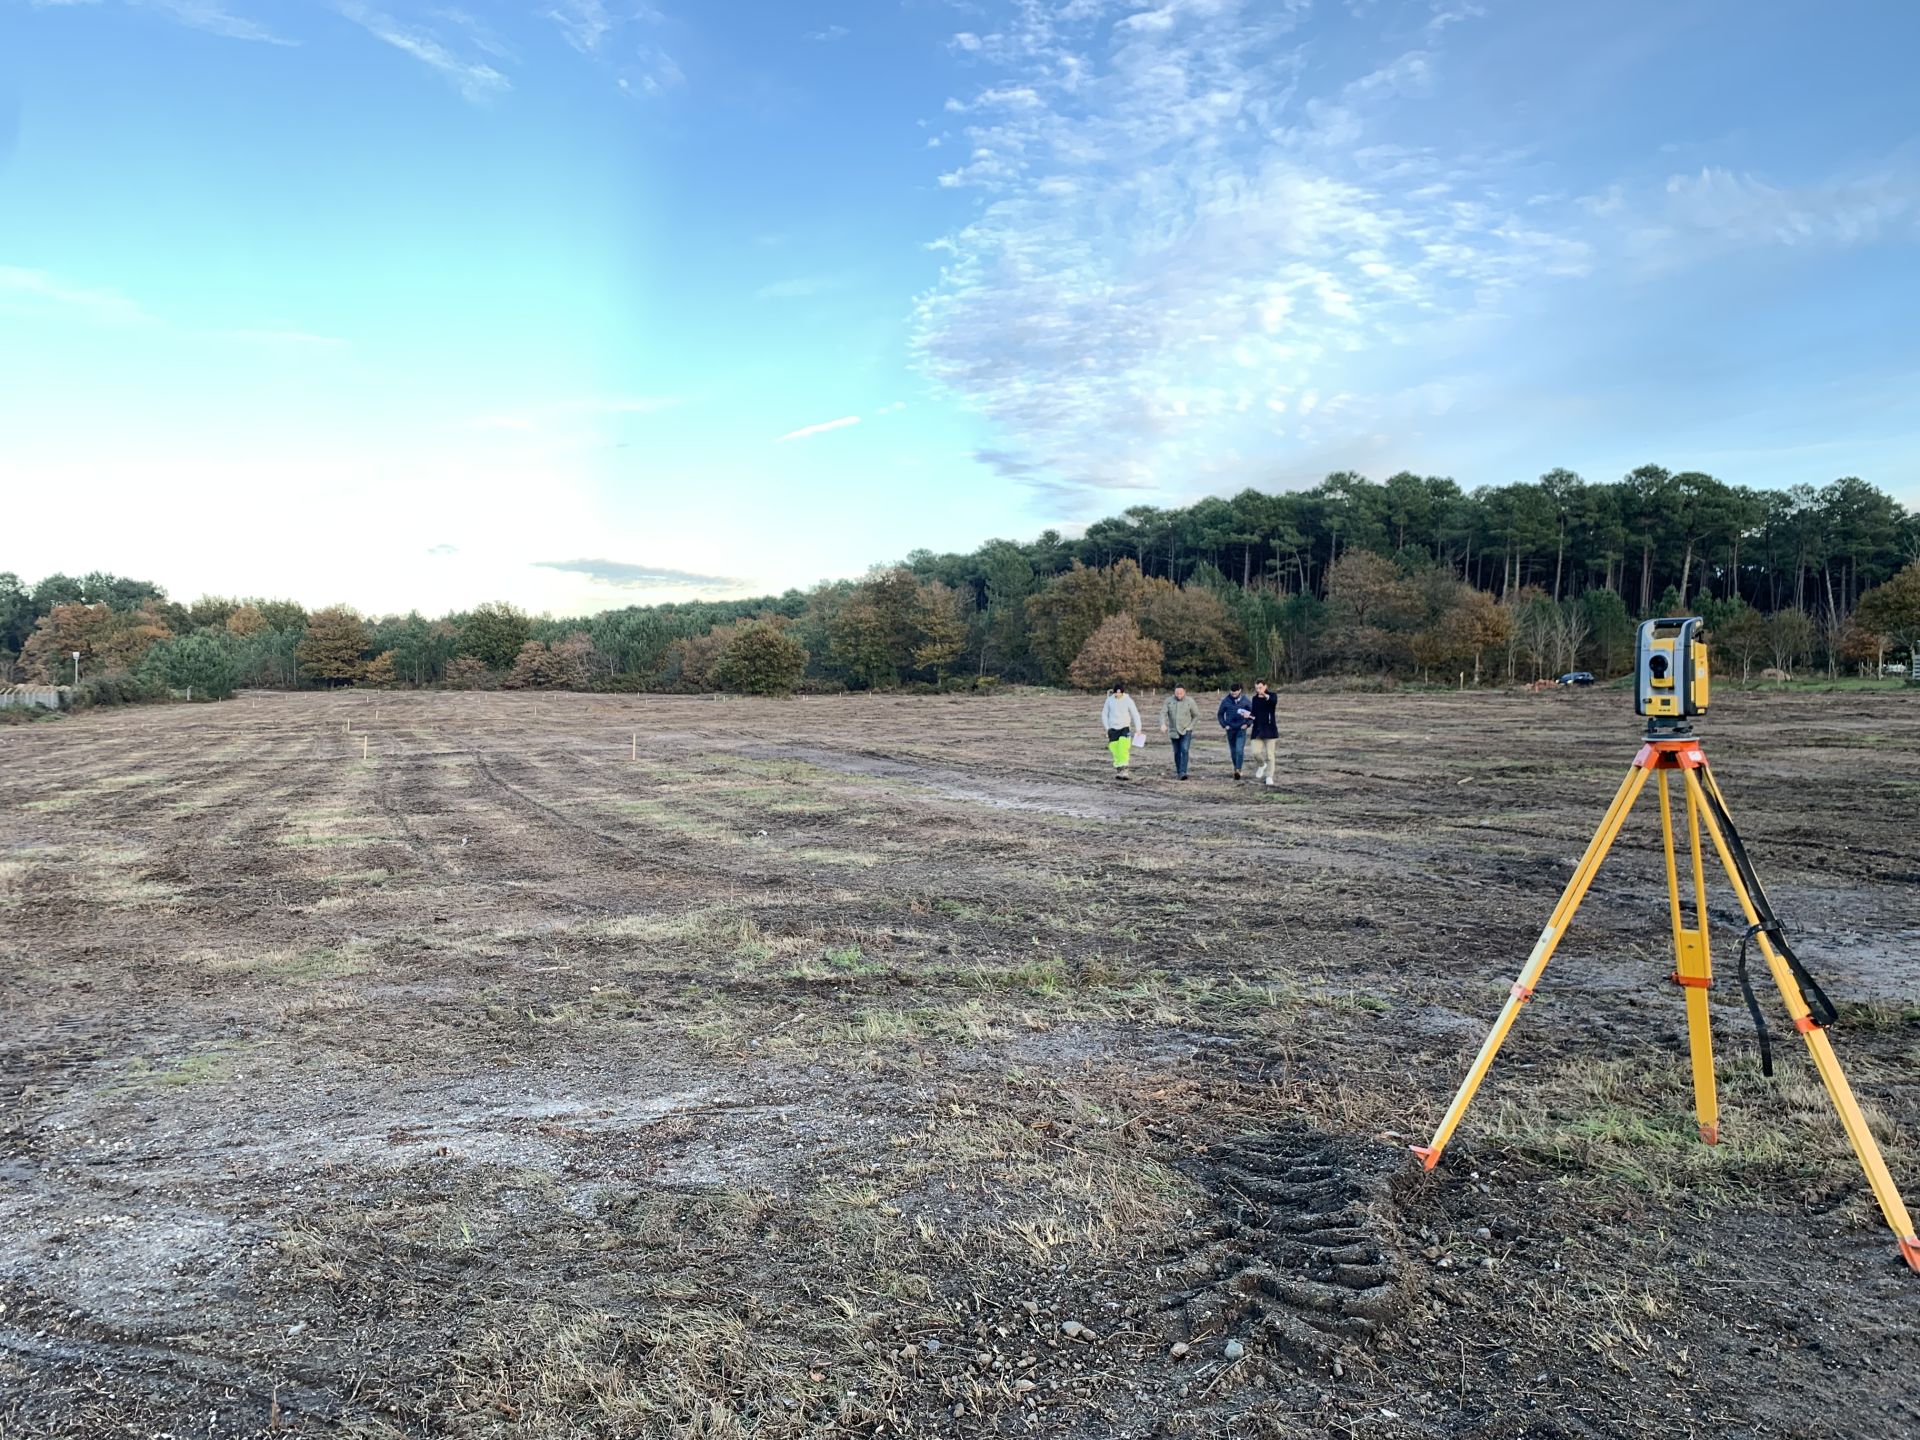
[1736, 923, 1777, 1076]
[1698, 763, 1839, 1078]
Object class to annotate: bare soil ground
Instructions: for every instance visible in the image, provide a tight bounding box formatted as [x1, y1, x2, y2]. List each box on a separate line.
[3, 688, 1918, 1439]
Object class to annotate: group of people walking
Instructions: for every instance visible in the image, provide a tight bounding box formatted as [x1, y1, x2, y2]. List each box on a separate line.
[1100, 680, 1281, 785]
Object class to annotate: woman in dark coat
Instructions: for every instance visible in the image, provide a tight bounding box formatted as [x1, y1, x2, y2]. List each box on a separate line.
[1247, 680, 1280, 788]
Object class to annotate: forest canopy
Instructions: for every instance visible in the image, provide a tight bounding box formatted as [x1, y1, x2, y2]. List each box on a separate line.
[4, 466, 1917, 702]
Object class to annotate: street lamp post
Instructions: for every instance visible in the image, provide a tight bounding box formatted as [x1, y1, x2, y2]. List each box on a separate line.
[71, 651, 81, 686]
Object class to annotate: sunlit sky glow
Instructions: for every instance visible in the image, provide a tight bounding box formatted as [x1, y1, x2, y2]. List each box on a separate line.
[2, 0, 1916, 615]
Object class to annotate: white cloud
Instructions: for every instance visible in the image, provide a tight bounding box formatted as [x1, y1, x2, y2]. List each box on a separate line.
[543, 0, 612, 52]
[0, 265, 151, 325]
[333, 0, 509, 101]
[617, 43, 684, 98]
[910, 0, 1609, 511]
[1654, 165, 1919, 250]
[215, 328, 348, 348]
[777, 415, 860, 442]
[755, 274, 844, 300]
[466, 395, 682, 431]
[30, 0, 295, 44]
[431, 6, 515, 60]
[140, 0, 293, 43]
[807, 23, 848, 41]
[0, 267, 361, 350]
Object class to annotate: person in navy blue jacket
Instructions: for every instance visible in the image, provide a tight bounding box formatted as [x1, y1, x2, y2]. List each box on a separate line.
[1216, 683, 1254, 780]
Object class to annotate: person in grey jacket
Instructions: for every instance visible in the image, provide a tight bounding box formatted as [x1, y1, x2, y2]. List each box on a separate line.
[1101, 682, 1144, 778]
[1159, 685, 1200, 780]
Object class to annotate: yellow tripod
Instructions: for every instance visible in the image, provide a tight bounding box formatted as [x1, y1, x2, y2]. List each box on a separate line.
[1412, 735, 1920, 1273]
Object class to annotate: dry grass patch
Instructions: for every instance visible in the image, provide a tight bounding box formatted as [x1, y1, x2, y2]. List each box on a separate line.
[1487, 1049, 1913, 1205]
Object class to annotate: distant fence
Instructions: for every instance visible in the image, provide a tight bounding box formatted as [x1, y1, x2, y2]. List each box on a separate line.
[0, 685, 66, 711]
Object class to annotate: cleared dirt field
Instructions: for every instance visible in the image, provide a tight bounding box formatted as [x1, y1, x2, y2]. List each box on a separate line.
[3, 687, 1918, 1439]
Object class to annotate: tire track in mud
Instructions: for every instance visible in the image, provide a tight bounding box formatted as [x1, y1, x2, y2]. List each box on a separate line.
[1161, 1124, 1415, 1369]
[368, 730, 451, 878]
[747, 743, 1190, 821]
[463, 747, 722, 899]
[0, 1286, 367, 1431]
[159, 737, 347, 909]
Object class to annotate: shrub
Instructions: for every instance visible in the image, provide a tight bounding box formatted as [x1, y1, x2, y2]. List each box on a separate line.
[445, 655, 493, 690]
[1067, 614, 1163, 691]
[68, 672, 165, 709]
[714, 623, 809, 696]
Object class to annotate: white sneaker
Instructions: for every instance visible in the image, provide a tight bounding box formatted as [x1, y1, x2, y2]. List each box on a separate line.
[1264, 775, 1275, 787]
[1255, 764, 1267, 779]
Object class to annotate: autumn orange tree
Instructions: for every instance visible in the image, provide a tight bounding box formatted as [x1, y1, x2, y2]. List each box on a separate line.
[362, 651, 399, 687]
[506, 633, 597, 689]
[226, 604, 269, 637]
[296, 607, 371, 685]
[1067, 613, 1163, 690]
[1025, 560, 1160, 682]
[21, 602, 172, 682]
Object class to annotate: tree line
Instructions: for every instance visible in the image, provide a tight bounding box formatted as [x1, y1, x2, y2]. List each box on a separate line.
[4, 466, 1918, 703]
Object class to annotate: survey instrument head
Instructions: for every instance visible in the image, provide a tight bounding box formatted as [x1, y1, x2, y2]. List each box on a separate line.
[1636, 616, 1709, 733]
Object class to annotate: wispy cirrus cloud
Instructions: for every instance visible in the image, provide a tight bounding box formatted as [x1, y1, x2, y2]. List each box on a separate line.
[216, 327, 348, 348]
[0, 264, 151, 324]
[30, 0, 682, 101]
[533, 557, 742, 590]
[465, 395, 682, 431]
[543, 0, 613, 52]
[755, 273, 846, 300]
[777, 414, 860, 442]
[27, 0, 295, 45]
[430, 5, 515, 61]
[535, 0, 682, 98]
[911, 0, 1596, 511]
[1635, 163, 1920, 257]
[0, 265, 356, 348]
[333, 0, 509, 101]
[143, 0, 293, 44]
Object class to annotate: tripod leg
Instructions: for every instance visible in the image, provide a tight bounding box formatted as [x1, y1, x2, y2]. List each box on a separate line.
[1659, 772, 1719, 1143]
[1413, 762, 1653, 1170]
[1684, 767, 1920, 1272]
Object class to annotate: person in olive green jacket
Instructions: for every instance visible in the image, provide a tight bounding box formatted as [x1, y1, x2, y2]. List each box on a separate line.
[1159, 685, 1200, 780]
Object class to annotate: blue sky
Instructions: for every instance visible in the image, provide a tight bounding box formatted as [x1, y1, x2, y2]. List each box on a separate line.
[2, 0, 1916, 615]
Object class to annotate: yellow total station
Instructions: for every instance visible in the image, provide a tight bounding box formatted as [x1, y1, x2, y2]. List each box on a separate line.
[1413, 616, 1919, 1273]
[1636, 615, 1710, 724]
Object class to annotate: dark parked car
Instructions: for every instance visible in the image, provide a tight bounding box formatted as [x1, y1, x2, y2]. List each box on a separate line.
[1557, 671, 1595, 686]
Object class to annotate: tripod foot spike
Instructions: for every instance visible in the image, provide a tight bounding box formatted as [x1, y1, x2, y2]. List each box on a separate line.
[1900, 1237, 1920, 1274]
[1698, 1123, 1719, 1146]
[1409, 1144, 1440, 1171]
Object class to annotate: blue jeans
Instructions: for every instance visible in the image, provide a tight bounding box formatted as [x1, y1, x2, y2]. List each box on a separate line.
[1225, 728, 1247, 771]
[1171, 732, 1192, 777]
